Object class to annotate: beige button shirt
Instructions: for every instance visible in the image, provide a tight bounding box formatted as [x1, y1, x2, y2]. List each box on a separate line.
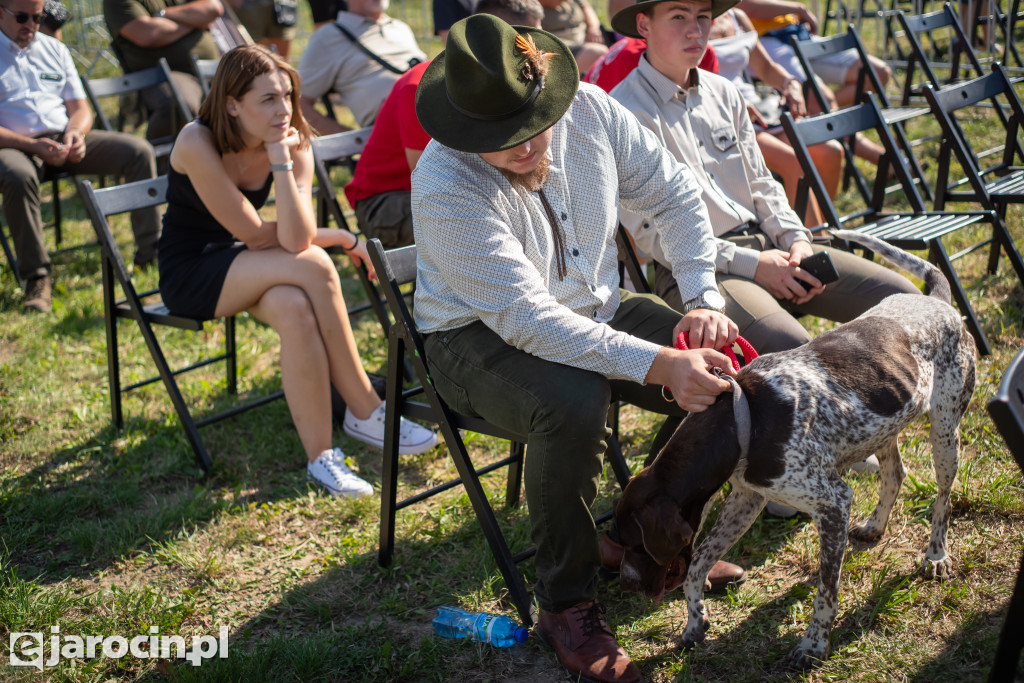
[611, 55, 811, 279]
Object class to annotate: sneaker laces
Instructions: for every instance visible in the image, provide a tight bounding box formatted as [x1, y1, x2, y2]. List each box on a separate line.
[322, 450, 357, 482]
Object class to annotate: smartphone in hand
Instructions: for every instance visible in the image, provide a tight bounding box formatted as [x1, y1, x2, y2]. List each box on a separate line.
[798, 251, 839, 285]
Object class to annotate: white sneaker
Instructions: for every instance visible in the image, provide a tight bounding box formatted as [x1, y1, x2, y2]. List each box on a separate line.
[343, 402, 439, 454]
[846, 454, 880, 475]
[307, 448, 373, 498]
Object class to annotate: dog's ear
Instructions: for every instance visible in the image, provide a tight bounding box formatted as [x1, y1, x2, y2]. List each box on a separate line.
[636, 499, 694, 567]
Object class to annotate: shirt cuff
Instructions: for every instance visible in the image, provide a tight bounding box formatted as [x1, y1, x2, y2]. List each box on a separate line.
[729, 246, 761, 279]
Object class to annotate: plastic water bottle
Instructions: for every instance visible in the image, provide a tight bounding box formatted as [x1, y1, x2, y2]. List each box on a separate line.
[432, 606, 529, 647]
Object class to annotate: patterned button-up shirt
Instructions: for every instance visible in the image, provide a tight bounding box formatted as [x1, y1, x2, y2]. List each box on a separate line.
[411, 83, 717, 384]
[611, 55, 811, 279]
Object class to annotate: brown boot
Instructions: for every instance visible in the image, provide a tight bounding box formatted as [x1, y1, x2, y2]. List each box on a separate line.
[538, 600, 640, 683]
[23, 276, 52, 312]
[599, 531, 746, 594]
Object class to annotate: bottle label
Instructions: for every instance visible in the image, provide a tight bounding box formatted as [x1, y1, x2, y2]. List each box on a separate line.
[482, 615, 495, 643]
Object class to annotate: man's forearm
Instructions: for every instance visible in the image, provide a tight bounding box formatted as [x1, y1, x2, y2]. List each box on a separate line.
[0, 127, 41, 153]
[300, 98, 346, 135]
[164, 0, 223, 29]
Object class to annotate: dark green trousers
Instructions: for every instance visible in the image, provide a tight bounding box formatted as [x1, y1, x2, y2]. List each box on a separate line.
[423, 291, 685, 612]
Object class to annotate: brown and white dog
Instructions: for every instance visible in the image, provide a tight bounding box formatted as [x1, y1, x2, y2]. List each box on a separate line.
[614, 230, 977, 669]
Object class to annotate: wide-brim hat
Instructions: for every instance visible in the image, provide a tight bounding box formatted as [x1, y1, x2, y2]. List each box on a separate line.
[611, 0, 739, 39]
[415, 14, 579, 154]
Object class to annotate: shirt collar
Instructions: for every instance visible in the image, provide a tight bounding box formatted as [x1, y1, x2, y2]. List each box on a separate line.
[636, 53, 701, 104]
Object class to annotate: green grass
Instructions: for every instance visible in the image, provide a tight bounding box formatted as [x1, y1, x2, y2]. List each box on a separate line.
[2, 4, 1024, 683]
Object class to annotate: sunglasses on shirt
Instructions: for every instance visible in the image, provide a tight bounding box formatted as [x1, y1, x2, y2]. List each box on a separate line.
[0, 6, 44, 24]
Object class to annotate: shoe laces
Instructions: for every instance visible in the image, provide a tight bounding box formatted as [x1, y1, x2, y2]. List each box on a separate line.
[570, 601, 608, 638]
[322, 450, 357, 482]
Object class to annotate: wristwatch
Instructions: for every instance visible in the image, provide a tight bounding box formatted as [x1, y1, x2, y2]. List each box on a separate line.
[681, 289, 726, 314]
[154, 8, 166, 17]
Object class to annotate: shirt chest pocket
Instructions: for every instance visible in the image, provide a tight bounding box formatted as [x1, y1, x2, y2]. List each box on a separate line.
[36, 71, 65, 95]
[711, 126, 738, 153]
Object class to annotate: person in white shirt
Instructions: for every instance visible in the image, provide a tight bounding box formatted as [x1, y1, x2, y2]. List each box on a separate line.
[0, 0, 159, 312]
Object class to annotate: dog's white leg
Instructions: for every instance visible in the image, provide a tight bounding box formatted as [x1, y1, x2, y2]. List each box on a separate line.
[922, 404, 962, 579]
[680, 485, 764, 649]
[850, 438, 906, 542]
[786, 479, 853, 671]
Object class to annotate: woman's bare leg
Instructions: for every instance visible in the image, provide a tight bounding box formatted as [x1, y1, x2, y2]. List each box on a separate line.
[758, 132, 838, 228]
[247, 284, 333, 462]
[215, 246, 381, 422]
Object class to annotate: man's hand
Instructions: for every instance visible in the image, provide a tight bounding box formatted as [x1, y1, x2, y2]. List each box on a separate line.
[781, 78, 806, 117]
[673, 309, 737, 351]
[62, 128, 86, 164]
[648, 346, 736, 413]
[752, 242, 824, 304]
[34, 138, 68, 166]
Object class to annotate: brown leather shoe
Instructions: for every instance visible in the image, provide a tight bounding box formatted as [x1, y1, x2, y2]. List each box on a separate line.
[599, 532, 746, 594]
[538, 600, 640, 683]
[23, 275, 52, 312]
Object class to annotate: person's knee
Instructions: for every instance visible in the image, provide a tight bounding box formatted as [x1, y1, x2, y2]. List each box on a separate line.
[119, 136, 157, 177]
[299, 245, 340, 283]
[262, 285, 318, 334]
[746, 311, 811, 354]
[535, 371, 611, 439]
[0, 161, 37, 196]
[872, 58, 891, 86]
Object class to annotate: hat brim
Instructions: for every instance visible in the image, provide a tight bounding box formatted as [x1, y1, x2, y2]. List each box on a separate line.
[611, 0, 739, 39]
[415, 26, 579, 154]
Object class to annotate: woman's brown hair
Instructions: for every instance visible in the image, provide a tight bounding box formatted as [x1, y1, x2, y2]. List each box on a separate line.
[198, 44, 313, 155]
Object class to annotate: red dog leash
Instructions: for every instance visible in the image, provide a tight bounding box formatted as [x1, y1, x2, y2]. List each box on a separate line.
[662, 333, 759, 402]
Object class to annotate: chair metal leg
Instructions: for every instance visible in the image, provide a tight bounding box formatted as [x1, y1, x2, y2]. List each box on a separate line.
[439, 412, 534, 626]
[989, 548, 1024, 681]
[102, 256, 123, 428]
[0, 220, 24, 289]
[51, 176, 62, 249]
[225, 315, 237, 395]
[378, 330, 405, 569]
[929, 239, 992, 356]
[505, 441, 524, 508]
[993, 205, 1024, 285]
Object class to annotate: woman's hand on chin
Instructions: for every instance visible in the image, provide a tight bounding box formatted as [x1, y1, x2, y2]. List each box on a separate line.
[265, 126, 300, 162]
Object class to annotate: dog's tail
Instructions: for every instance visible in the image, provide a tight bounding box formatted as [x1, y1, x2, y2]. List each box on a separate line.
[831, 230, 951, 303]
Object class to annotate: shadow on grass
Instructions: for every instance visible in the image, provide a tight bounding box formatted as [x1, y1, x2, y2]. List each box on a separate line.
[0, 375, 313, 585]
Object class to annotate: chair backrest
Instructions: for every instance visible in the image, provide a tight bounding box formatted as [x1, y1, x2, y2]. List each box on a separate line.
[895, 3, 985, 105]
[310, 128, 373, 229]
[78, 177, 168, 290]
[192, 57, 220, 98]
[989, 345, 1024, 471]
[781, 96, 928, 228]
[922, 64, 1024, 206]
[83, 57, 192, 143]
[791, 25, 890, 111]
[615, 224, 652, 294]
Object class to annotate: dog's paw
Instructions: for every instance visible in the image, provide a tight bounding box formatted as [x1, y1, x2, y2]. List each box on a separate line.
[784, 644, 828, 671]
[679, 616, 710, 650]
[849, 521, 884, 543]
[921, 555, 952, 580]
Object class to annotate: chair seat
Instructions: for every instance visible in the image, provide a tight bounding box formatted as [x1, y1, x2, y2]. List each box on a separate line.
[881, 105, 930, 124]
[114, 299, 205, 330]
[986, 170, 1024, 199]
[861, 211, 990, 245]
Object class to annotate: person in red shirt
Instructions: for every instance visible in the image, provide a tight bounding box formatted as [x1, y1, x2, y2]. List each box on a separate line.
[585, 37, 717, 92]
[344, 0, 545, 248]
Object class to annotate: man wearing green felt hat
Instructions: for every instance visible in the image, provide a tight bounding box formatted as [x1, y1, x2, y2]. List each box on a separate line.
[411, 13, 745, 682]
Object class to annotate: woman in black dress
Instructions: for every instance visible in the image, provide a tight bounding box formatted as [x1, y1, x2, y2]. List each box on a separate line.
[159, 45, 436, 496]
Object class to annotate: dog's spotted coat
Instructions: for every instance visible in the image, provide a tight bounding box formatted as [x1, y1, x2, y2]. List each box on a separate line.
[614, 231, 977, 669]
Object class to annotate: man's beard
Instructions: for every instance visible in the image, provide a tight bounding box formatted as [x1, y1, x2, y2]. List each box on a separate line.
[500, 156, 551, 192]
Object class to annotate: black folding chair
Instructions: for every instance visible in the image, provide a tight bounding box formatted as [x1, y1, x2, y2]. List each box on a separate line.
[310, 128, 391, 335]
[987, 344, 1024, 682]
[782, 96, 1003, 355]
[790, 24, 934, 201]
[896, 3, 989, 104]
[78, 176, 284, 471]
[367, 239, 632, 626]
[82, 57, 192, 162]
[191, 56, 220, 98]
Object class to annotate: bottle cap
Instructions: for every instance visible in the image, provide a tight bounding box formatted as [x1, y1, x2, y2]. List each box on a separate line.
[513, 626, 528, 643]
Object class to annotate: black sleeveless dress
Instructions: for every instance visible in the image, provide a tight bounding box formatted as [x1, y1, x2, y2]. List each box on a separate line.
[158, 164, 273, 320]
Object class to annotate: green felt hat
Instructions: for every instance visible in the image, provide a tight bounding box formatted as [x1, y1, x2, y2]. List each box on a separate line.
[611, 0, 739, 39]
[415, 14, 579, 154]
